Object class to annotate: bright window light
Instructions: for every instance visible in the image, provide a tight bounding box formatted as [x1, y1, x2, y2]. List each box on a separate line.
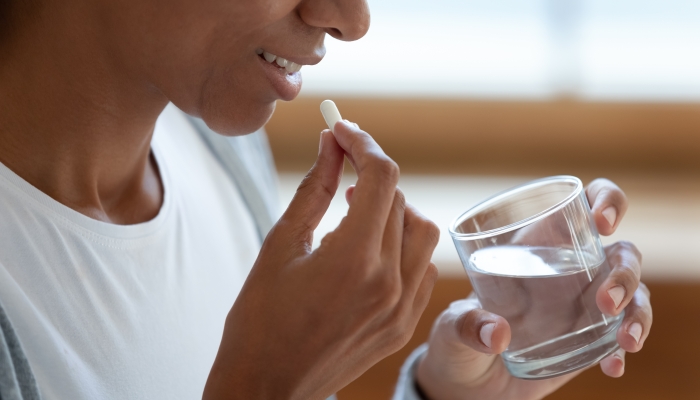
[300, 0, 700, 101]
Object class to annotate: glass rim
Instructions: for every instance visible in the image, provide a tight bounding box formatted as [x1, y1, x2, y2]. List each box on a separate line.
[449, 175, 583, 241]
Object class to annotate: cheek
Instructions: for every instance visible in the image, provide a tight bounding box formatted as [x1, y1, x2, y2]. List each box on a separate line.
[166, 44, 278, 136]
[146, 0, 299, 134]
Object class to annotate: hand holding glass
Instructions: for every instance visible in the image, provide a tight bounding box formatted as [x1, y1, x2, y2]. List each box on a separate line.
[449, 176, 622, 379]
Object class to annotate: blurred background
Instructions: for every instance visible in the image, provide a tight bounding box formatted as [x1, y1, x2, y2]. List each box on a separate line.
[265, 0, 700, 398]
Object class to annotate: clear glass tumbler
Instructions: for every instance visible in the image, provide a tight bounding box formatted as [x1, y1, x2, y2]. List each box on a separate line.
[449, 176, 622, 379]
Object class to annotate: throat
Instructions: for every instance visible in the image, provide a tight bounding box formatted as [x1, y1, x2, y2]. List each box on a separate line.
[78, 150, 165, 225]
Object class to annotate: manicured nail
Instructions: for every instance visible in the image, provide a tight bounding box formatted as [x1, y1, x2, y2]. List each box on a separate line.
[628, 322, 642, 344]
[608, 286, 626, 309]
[602, 207, 617, 227]
[480, 323, 496, 348]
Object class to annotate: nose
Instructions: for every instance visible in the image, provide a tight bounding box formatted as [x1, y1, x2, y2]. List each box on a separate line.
[298, 0, 370, 42]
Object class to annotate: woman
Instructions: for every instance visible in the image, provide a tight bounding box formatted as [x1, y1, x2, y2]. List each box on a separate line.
[0, 0, 651, 399]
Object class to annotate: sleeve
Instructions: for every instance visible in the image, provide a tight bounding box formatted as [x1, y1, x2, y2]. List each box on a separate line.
[391, 344, 429, 400]
[0, 300, 41, 400]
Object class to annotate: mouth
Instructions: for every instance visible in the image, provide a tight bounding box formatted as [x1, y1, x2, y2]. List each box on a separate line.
[255, 48, 303, 75]
[255, 48, 304, 101]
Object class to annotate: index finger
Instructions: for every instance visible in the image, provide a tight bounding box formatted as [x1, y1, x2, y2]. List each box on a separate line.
[332, 120, 400, 251]
[586, 178, 629, 235]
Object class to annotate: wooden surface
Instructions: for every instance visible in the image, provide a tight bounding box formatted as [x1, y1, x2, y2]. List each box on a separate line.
[337, 278, 700, 400]
[265, 97, 700, 176]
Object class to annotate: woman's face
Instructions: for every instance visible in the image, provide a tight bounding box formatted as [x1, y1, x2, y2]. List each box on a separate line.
[103, 0, 369, 135]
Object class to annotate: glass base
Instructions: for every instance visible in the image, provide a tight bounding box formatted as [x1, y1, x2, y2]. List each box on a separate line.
[503, 313, 623, 380]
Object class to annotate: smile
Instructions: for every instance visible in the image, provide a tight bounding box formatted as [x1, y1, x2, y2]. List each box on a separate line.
[256, 48, 302, 74]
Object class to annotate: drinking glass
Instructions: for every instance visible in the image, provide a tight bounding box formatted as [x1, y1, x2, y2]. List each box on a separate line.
[449, 176, 622, 379]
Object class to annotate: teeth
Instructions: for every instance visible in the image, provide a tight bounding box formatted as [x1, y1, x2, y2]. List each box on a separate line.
[285, 62, 302, 73]
[275, 57, 288, 68]
[260, 49, 303, 74]
[262, 51, 276, 63]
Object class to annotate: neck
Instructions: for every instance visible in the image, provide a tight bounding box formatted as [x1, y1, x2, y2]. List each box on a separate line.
[0, 2, 168, 224]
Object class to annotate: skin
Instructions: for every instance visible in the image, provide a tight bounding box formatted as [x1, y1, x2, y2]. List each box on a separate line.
[204, 123, 440, 399]
[0, 0, 652, 399]
[417, 180, 653, 400]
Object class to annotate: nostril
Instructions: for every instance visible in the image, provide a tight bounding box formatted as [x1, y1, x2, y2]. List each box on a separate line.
[326, 27, 342, 39]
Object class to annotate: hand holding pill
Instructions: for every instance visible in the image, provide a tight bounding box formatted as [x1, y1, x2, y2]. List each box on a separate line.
[205, 100, 440, 400]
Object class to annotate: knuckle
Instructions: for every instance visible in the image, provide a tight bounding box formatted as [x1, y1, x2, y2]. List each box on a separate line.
[435, 307, 455, 330]
[296, 170, 317, 193]
[426, 263, 439, 283]
[612, 261, 639, 288]
[371, 156, 400, 183]
[411, 218, 441, 247]
[392, 329, 414, 350]
[588, 178, 627, 205]
[586, 178, 607, 195]
[355, 251, 381, 272]
[382, 276, 402, 307]
[425, 221, 441, 247]
[381, 323, 414, 354]
[270, 218, 306, 242]
[630, 302, 653, 327]
[615, 239, 635, 251]
[590, 178, 617, 192]
[641, 302, 653, 323]
[638, 281, 651, 299]
[366, 271, 401, 310]
[394, 188, 406, 208]
[609, 240, 643, 264]
[457, 308, 480, 338]
[590, 177, 608, 186]
[620, 240, 642, 261]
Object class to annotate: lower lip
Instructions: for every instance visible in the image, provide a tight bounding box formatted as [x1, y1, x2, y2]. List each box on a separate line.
[258, 56, 302, 101]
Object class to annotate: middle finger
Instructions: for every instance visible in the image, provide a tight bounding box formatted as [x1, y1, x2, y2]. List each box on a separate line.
[595, 241, 642, 316]
[399, 203, 440, 298]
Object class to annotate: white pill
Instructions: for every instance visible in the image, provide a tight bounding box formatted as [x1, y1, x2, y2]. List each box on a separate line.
[320, 100, 342, 133]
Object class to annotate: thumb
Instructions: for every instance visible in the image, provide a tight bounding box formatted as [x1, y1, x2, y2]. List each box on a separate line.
[419, 295, 512, 390]
[272, 130, 345, 253]
[452, 298, 511, 355]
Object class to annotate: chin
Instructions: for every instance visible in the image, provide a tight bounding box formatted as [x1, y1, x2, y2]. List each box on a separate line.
[193, 99, 277, 137]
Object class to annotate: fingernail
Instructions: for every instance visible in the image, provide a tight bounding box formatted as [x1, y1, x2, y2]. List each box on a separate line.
[480, 323, 496, 348]
[343, 119, 359, 129]
[628, 322, 642, 344]
[318, 131, 325, 155]
[602, 207, 617, 227]
[608, 285, 626, 309]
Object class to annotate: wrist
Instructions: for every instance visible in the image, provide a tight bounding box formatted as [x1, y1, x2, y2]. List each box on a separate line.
[412, 359, 432, 400]
[415, 349, 467, 400]
[203, 356, 289, 400]
[203, 362, 253, 400]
